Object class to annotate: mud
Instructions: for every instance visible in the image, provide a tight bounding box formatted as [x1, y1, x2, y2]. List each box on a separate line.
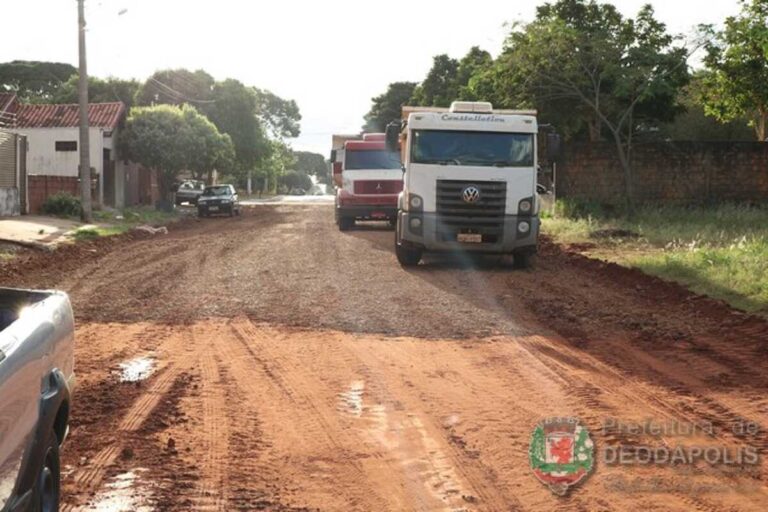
[3, 205, 767, 511]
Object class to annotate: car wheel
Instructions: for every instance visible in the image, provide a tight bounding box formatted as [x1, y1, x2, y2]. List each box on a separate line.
[32, 430, 60, 512]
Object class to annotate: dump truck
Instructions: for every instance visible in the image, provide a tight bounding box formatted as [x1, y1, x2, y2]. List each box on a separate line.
[334, 134, 403, 231]
[387, 101, 559, 267]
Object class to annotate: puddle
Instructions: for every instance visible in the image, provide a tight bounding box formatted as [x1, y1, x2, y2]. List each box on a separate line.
[338, 380, 365, 416]
[118, 356, 156, 382]
[88, 469, 152, 512]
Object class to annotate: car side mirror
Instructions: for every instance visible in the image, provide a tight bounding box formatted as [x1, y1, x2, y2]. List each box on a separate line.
[546, 133, 562, 162]
[385, 122, 400, 153]
[330, 149, 337, 163]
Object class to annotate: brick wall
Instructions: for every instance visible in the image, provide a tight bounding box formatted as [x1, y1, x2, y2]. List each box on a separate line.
[28, 175, 97, 213]
[558, 141, 768, 205]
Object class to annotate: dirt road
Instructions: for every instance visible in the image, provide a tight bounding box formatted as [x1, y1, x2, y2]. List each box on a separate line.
[2, 205, 767, 511]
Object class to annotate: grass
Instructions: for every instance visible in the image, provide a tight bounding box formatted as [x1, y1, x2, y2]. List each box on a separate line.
[542, 202, 768, 316]
[72, 207, 180, 242]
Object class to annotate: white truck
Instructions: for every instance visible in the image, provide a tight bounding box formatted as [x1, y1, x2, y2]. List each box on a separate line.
[387, 101, 557, 268]
[0, 288, 75, 511]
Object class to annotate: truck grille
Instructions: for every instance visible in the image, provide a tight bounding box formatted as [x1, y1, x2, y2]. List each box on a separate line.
[435, 180, 507, 243]
[353, 180, 403, 195]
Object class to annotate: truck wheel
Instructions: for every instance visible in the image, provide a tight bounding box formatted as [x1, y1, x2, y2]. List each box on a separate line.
[32, 430, 60, 512]
[395, 221, 422, 266]
[338, 217, 354, 231]
[513, 251, 535, 269]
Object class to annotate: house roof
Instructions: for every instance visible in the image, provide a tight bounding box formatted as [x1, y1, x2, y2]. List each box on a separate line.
[0, 93, 17, 113]
[15, 102, 125, 129]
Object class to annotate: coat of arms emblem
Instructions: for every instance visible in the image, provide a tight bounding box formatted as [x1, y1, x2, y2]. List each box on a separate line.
[529, 417, 594, 495]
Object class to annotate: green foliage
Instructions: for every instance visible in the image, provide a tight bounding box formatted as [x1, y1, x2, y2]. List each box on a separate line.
[134, 68, 215, 107]
[253, 88, 302, 139]
[657, 72, 755, 141]
[543, 203, 768, 315]
[41, 192, 82, 217]
[52, 76, 140, 109]
[120, 104, 233, 203]
[278, 170, 313, 192]
[410, 55, 459, 107]
[700, 0, 768, 140]
[204, 79, 267, 175]
[0, 60, 77, 102]
[293, 151, 329, 184]
[363, 82, 417, 132]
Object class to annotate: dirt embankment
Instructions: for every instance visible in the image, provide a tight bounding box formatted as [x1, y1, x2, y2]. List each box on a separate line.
[4, 205, 767, 511]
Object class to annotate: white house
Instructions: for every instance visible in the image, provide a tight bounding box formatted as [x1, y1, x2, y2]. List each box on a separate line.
[13, 100, 125, 209]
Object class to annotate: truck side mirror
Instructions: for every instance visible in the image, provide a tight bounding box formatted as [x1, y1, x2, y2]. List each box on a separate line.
[385, 122, 400, 153]
[330, 149, 337, 163]
[546, 133, 562, 162]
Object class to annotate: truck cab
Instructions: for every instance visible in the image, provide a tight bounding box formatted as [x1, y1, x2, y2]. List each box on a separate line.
[391, 101, 543, 267]
[334, 135, 403, 231]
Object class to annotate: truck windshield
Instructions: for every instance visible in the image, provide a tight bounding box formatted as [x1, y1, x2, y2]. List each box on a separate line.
[345, 150, 402, 170]
[411, 130, 534, 167]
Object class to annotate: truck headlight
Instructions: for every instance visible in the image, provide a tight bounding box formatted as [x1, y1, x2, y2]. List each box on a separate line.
[410, 217, 422, 229]
[518, 221, 530, 234]
[409, 194, 423, 211]
[519, 199, 532, 213]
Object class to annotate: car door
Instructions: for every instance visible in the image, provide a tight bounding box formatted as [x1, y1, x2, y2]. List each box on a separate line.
[0, 322, 43, 509]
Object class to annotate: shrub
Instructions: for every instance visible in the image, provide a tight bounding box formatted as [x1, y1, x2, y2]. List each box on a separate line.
[41, 192, 82, 217]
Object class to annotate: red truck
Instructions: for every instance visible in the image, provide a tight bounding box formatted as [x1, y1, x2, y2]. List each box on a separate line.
[334, 134, 403, 231]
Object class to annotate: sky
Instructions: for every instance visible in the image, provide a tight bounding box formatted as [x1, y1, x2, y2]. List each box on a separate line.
[2, 0, 742, 155]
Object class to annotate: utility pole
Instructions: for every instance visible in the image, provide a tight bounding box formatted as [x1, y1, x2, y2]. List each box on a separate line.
[78, 0, 92, 222]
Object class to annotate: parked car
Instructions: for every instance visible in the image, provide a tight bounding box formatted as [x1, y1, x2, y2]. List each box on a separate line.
[197, 185, 241, 217]
[175, 180, 205, 206]
[0, 288, 75, 512]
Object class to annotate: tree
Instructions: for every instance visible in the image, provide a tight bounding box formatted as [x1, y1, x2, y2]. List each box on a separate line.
[278, 170, 313, 192]
[53, 76, 140, 109]
[293, 151, 329, 183]
[700, 0, 768, 141]
[410, 55, 459, 107]
[0, 60, 77, 102]
[657, 72, 754, 141]
[253, 88, 302, 138]
[499, 0, 690, 209]
[455, 47, 493, 100]
[363, 82, 417, 132]
[120, 104, 233, 207]
[134, 68, 215, 107]
[181, 106, 235, 184]
[204, 79, 269, 176]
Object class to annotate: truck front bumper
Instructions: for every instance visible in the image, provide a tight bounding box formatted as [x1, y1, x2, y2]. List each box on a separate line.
[398, 211, 539, 254]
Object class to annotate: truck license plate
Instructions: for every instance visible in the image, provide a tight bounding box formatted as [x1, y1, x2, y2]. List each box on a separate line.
[209, 206, 219, 211]
[457, 233, 482, 243]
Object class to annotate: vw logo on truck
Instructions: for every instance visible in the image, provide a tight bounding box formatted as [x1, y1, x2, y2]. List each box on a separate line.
[462, 186, 481, 204]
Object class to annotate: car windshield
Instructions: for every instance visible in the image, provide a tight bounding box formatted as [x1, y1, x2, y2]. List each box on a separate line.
[344, 150, 401, 170]
[411, 130, 534, 167]
[203, 186, 231, 196]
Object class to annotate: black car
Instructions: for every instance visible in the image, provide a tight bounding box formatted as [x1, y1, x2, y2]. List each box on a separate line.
[197, 185, 241, 217]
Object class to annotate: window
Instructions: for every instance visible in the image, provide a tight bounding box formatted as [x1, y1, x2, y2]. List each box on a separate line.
[344, 150, 401, 170]
[411, 130, 534, 167]
[55, 141, 77, 152]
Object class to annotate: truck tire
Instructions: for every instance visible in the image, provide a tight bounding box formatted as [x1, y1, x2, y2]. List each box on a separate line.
[513, 251, 535, 269]
[338, 217, 354, 231]
[395, 219, 422, 266]
[32, 430, 60, 512]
